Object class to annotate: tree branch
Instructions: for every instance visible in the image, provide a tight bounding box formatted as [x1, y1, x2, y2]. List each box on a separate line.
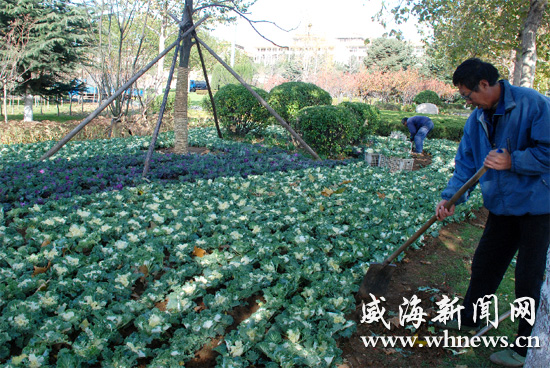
[195, 3, 295, 49]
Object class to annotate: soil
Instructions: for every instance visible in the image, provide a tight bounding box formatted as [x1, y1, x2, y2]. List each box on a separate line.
[340, 207, 488, 368]
[411, 153, 433, 171]
[157, 146, 213, 155]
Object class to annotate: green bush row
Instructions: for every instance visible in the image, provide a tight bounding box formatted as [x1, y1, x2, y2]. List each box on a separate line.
[156, 82, 467, 156]
[375, 110, 467, 142]
[205, 82, 384, 157]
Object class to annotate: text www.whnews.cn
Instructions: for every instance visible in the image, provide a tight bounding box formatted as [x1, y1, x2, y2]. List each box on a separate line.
[360, 330, 540, 349]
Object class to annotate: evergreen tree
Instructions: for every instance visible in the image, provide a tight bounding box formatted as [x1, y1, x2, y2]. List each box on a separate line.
[0, 0, 90, 121]
[363, 37, 418, 73]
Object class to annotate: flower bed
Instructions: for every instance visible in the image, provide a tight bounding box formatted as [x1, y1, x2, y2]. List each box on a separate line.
[0, 133, 483, 367]
[0, 128, 349, 211]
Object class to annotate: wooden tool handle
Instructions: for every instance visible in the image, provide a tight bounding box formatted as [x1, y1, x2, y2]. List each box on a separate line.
[382, 165, 488, 266]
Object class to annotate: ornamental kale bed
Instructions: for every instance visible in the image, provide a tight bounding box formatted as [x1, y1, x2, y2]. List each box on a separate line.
[0, 144, 350, 211]
[0, 130, 484, 367]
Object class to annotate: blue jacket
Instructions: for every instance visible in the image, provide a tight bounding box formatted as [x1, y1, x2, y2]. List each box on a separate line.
[442, 80, 550, 215]
[406, 116, 434, 140]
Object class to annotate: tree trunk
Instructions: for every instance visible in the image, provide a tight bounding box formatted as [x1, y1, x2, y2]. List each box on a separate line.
[524, 248, 550, 367]
[23, 91, 33, 122]
[173, 1, 193, 155]
[519, 0, 548, 88]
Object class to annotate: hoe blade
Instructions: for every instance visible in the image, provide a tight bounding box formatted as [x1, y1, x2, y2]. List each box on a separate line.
[357, 263, 396, 299]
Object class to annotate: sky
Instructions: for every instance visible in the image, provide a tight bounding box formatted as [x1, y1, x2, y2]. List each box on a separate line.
[212, 0, 424, 49]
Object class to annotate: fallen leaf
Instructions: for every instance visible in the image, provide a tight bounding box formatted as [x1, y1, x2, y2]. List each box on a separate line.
[32, 261, 52, 277]
[10, 354, 27, 365]
[41, 239, 51, 247]
[321, 188, 334, 197]
[139, 265, 149, 278]
[339, 180, 353, 185]
[193, 246, 206, 258]
[80, 319, 90, 330]
[414, 339, 428, 347]
[420, 260, 432, 265]
[377, 192, 386, 199]
[155, 299, 168, 311]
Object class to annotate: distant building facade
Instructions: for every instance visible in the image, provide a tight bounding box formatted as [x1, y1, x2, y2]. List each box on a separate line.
[245, 32, 368, 67]
[243, 31, 425, 69]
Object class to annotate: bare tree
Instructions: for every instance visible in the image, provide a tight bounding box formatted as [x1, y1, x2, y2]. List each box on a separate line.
[145, 0, 184, 89]
[0, 16, 35, 124]
[88, 0, 159, 136]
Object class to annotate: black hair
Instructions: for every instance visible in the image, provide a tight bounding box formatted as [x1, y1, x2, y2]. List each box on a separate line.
[452, 58, 500, 90]
[401, 117, 408, 124]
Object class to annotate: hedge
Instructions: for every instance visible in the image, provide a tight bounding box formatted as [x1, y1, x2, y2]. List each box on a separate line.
[375, 111, 468, 142]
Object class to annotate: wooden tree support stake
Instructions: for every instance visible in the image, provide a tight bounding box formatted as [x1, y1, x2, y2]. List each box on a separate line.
[142, 31, 183, 178]
[194, 34, 222, 138]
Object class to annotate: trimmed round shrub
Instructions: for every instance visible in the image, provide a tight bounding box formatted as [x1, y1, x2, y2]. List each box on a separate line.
[413, 90, 442, 106]
[267, 82, 332, 124]
[338, 101, 382, 140]
[212, 84, 271, 136]
[295, 105, 360, 157]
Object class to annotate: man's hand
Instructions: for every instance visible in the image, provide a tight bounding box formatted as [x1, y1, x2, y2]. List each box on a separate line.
[484, 148, 511, 170]
[436, 200, 455, 221]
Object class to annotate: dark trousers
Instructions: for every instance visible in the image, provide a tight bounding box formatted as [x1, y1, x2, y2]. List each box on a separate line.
[461, 212, 550, 356]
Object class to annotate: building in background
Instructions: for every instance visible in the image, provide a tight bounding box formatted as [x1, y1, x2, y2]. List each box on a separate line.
[245, 29, 368, 67]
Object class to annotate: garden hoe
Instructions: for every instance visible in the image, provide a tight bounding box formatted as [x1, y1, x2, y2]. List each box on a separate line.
[357, 165, 489, 299]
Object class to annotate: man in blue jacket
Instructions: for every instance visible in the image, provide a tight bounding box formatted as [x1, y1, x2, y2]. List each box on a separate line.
[402, 115, 434, 154]
[435, 58, 550, 367]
